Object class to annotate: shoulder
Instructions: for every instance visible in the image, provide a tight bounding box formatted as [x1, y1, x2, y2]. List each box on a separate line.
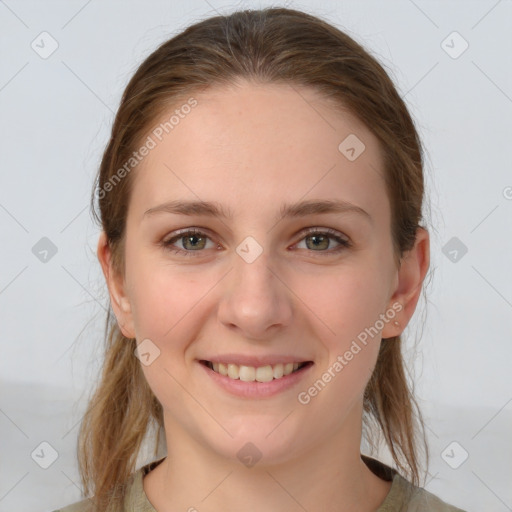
[52, 457, 165, 512]
[361, 456, 466, 512]
[51, 497, 94, 512]
[380, 472, 467, 512]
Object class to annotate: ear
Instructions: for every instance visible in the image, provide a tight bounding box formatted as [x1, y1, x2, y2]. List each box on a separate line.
[97, 231, 136, 338]
[381, 227, 430, 339]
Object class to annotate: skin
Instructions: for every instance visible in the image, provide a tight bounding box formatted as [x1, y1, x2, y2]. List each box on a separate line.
[98, 79, 430, 512]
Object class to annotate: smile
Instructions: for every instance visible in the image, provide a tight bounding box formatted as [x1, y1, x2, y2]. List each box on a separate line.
[201, 360, 312, 382]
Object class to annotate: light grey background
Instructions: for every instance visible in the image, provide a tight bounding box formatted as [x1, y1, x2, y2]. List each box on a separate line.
[1, 1, 511, 511]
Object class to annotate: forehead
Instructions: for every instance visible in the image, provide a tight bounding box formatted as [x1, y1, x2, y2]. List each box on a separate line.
[129, 80, 389, 225]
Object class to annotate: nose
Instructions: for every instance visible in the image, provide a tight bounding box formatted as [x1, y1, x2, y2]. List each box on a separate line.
[217, 246, 293, 340]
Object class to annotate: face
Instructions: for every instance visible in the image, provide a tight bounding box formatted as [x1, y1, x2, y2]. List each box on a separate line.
[102, 80, 420, 466]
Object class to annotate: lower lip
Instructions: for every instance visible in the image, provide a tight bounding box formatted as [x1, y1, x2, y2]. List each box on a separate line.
[199, 362, 314, 399]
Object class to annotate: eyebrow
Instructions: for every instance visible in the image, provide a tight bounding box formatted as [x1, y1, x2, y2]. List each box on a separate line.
[143, 199, 372, 223]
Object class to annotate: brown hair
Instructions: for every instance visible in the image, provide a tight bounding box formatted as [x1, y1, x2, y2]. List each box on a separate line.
[79, 7, 429, 510]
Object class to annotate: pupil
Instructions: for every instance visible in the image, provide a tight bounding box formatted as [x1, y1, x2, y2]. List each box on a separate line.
[186, 235, 203, 249]
[308, 235, 328, 250]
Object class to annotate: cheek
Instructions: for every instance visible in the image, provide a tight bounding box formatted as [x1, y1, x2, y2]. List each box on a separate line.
[297, 263, 389, 388]
[305, 264, 390, 341]
[294, 271, 385, 426]
[128, 262, 212, 414]
[124, 239, 208, 341]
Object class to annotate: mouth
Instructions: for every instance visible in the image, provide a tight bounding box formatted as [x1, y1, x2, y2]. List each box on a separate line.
[199, 360, 313, 382]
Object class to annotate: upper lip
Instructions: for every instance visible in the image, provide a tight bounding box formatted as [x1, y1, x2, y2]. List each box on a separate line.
[199, 355, 313, 367]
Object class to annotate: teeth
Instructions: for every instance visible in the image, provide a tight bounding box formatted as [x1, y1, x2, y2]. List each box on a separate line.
[207, 361, 306, 381]
[239, 365, 256, 382]
[255, 365, 273, 382]
[227, 363, 239, 379]
[273, 363, 284, 379]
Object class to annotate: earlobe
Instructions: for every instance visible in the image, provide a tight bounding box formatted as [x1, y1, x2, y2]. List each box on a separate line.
[119, 296, 132, 313]
[96, 231, 136, 338]
[381, 227, 430, 338]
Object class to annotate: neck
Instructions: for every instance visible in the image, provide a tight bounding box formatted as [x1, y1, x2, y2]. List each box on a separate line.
[143, 404, 392, 512]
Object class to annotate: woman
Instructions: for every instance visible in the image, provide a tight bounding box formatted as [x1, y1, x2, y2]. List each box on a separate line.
[55, 7, 466, 512]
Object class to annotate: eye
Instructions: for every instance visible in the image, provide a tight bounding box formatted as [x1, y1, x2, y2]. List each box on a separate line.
[161, 228, 218, 257]
[160, 227, 351, 258]
[293, 227, 351, 255]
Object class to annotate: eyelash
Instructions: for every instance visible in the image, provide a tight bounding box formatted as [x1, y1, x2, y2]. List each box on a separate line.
[160, 227, 351, 257]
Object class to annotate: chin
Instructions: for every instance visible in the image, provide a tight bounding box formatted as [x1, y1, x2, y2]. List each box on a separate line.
[202, 418, 307, 468]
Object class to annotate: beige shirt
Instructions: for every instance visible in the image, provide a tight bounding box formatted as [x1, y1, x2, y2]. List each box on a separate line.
[54, 456, 466, 511]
